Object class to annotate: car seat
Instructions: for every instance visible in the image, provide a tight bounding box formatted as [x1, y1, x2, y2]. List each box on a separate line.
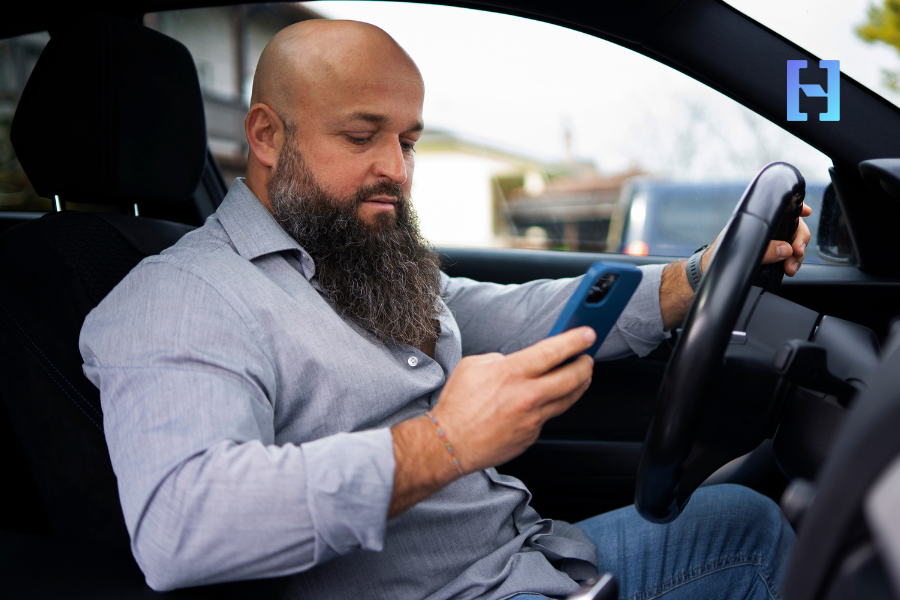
[0, 12, 206, 555]
[782, 326, 900, 600]
[0, 14, 297, 598]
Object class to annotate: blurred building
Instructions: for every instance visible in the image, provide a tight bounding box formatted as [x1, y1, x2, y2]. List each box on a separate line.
[410, 129, 553, 248]
[146, 4, 323, 183]
[412, 129, 640, 252]
[507, 165, 642, 252]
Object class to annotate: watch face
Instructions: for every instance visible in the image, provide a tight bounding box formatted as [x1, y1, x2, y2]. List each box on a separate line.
[586, 274, 618, 304]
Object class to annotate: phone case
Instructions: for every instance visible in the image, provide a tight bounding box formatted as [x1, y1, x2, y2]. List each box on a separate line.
[547, 261, 643, 358]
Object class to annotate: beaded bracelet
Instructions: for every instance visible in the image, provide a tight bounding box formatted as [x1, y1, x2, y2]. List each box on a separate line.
[425, 411, 465, 476]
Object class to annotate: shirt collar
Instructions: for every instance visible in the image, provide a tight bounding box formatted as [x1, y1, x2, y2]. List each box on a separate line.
[216, 178, 316, 280]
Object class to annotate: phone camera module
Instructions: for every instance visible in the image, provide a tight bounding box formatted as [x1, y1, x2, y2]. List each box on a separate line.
[586, 274, 617, 304]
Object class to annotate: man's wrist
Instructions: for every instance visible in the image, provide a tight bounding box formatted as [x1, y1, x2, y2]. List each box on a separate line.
[659, 260, 695, 331]
[700, 244, 714, 273]
[388, 414, 462, 518]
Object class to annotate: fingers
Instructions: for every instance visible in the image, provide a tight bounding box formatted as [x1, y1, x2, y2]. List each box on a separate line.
[784, 216, 810, 276]
[507, 327, 596, 377]
[761, 202, 813, 275]
[762, 240, 793, 265]
[538, 375, 592, 421]
[528, 354, 594, 407]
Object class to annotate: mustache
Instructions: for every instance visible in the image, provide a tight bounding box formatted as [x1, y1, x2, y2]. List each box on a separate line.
[347, 180, 406, 208]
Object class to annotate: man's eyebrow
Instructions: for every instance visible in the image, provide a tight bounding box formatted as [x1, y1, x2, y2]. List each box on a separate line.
[345, 112, 424, 133]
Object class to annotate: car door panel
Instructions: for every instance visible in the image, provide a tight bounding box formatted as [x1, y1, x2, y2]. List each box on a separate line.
[442, 247, 900, 520]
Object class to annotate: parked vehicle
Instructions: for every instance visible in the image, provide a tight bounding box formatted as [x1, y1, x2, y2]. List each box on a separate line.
[610, 178, 830, 263]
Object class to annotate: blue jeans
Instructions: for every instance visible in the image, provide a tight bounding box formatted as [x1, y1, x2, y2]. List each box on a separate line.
[510, 484, 796, 600]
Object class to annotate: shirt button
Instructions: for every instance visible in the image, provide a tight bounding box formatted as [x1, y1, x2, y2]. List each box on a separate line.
[408, 356, 419, 367]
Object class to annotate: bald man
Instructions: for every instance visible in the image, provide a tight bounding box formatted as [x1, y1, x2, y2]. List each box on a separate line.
[81, 19, 806, 600]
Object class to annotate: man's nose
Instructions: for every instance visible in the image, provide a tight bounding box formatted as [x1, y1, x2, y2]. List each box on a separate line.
[374, 139, 408, 184]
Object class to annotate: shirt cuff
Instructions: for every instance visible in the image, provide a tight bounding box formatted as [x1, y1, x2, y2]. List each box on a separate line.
[301, 428, 395, 562]
[595, 263, 670, 360]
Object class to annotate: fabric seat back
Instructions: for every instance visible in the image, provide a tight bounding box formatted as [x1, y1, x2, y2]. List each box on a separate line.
[0, 13, 208, 550]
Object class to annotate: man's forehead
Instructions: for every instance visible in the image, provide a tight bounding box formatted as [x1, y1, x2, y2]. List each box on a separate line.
[305, 73, 424, 129]
[337, 110, 424, 132]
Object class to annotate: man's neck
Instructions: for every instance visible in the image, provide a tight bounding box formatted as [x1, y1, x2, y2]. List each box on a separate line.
[416, 319, 441, 359]
[244, 168, 274, 215]
[418, 337, 436, 360]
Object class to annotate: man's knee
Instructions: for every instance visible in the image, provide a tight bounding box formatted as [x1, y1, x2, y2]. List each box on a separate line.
[690, 484, 783, 520]
[687, 484, 795, 553]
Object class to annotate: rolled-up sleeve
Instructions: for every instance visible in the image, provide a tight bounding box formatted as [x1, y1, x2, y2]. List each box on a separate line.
[80, 260, 394, 591]
[444, 263, 670, 360]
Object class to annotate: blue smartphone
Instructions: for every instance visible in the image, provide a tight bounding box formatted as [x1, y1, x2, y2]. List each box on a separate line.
[547, 261, 642, 358]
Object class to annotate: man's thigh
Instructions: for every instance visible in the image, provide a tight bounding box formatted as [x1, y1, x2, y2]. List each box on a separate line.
[574, 484, 796, 600]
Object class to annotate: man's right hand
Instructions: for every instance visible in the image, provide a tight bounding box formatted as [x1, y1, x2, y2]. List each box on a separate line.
[389, 327, 596, 517]
[432, 326, 596, 473]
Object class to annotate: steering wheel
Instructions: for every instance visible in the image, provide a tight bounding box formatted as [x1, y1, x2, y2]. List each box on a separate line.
[634, 162, 806, 524]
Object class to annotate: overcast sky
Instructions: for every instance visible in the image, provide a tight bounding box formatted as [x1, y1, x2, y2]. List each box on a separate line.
[304, 1, 897, 182]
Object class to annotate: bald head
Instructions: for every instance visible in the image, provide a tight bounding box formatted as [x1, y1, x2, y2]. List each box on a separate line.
[243, 19, 425, 221]
[251, 19, 423, 122]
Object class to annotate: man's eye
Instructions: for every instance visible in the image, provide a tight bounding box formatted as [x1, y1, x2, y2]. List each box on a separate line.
[346, 136, 371, 146]
[401, 142, 416, 153]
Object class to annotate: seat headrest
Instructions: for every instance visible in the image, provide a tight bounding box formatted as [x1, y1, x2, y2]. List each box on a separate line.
[11, 14, 207, 206]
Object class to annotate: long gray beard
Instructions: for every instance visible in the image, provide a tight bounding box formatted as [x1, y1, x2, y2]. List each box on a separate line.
[266, 132, 444, 350]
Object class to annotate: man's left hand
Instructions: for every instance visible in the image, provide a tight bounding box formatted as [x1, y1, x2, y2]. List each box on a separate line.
[701, 202, 813, 277]
[661, 202, 814, 330]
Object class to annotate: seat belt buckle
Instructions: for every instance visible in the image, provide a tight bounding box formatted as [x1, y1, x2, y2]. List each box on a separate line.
[565, 572, 617, 600]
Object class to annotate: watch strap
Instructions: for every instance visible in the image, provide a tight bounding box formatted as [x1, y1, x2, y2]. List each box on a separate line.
[686, 245, 708, 293]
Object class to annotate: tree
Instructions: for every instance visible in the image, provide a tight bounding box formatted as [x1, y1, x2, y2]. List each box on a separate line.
[857, 0, 900, 91]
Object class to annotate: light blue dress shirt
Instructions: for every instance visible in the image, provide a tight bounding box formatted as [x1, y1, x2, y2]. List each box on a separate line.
[80, 179, 668, 599]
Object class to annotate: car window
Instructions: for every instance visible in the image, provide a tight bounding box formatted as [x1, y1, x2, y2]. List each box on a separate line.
[725, 0, 900, 110]
[0, 31, 51, 213]
[150, 1, 833, 261]
[1, 30, 129, 216]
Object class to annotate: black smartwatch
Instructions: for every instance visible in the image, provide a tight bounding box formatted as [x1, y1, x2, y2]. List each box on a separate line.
[685, 245, 708, 293]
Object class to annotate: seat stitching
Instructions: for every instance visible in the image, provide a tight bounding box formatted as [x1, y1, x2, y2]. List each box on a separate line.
[625, 554, 767, 600]
[0, 299, 103, 430]
[0, 299, 102, 416]
[27, 146, 69, 183]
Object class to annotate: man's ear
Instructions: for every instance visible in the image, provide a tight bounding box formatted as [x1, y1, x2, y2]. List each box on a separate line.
[245, 103, 283, 168]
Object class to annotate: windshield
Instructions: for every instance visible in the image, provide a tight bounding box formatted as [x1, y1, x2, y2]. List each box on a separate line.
[726, 0, 900, 107]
